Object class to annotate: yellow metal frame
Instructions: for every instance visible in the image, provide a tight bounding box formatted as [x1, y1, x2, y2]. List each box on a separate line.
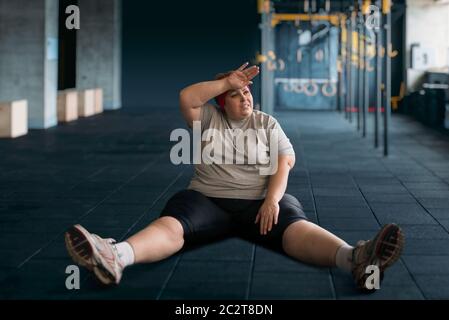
[271, 13, 340, 28]
[391, 82, 405, 111]
[382, 0, 391, 14]
[362, 0, 371, 15]
[258, 0, 270, 14]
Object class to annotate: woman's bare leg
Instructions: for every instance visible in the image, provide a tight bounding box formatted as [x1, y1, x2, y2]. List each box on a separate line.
[126, 216, 185, 264]
[282, 220, 348, 267]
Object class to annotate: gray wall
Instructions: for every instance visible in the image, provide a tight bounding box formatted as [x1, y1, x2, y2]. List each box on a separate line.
[77, 0, 122, 110]
[121, 0, 260, 111]
[405, 0, 449, 91]
[0, 0, 59, 129]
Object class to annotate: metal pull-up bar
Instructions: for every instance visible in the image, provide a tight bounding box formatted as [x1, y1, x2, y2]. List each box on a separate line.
[383, 0, 392, 156]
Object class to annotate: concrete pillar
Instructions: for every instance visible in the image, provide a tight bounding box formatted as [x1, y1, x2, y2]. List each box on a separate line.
[260, 7, 275, 115]
[77, 0, 122, 110]
[0, 0, 59, 129]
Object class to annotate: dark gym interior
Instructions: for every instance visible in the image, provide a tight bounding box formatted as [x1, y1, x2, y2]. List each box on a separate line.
[1, 0, 449, 301]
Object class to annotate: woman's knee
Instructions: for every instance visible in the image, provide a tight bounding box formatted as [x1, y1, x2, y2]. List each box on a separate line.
[282, 220, 311, 249]
[154, 216, 185, 244]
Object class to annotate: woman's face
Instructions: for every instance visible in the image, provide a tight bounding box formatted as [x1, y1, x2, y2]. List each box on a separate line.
[223, 86, 253, 121]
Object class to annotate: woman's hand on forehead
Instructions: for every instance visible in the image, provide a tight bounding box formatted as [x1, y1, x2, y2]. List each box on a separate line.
[226, 62, 260, 90]
[237, 62, 260, 82]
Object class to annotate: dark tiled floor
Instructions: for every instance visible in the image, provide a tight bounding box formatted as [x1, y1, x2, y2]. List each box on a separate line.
[1, 108, 449, 300]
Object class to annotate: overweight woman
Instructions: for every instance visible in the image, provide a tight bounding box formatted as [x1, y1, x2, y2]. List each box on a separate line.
[65, 62, 404, 292]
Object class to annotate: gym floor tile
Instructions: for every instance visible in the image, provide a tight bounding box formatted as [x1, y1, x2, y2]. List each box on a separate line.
[402, 255, 449, 275]
[250, 272, 334, 299]
[182, 238, 254, 261]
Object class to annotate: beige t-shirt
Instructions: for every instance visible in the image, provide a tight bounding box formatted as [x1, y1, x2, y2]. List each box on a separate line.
[187, 103, 295, 199]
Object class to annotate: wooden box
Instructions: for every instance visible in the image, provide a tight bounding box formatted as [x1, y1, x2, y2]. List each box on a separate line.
[78, 89, 95, 117]
[0, 100, 28, 138]
[57, 90, 79, 122]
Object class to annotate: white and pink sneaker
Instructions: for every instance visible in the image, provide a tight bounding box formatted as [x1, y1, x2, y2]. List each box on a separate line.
[65, 224, 124, 285]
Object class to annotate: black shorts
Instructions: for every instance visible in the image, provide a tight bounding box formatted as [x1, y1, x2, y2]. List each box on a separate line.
[160, 189, 308, 251]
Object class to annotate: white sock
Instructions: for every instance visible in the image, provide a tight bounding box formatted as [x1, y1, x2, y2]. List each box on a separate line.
[335, 244, 354, 273]
[115, 241, 135, 268]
